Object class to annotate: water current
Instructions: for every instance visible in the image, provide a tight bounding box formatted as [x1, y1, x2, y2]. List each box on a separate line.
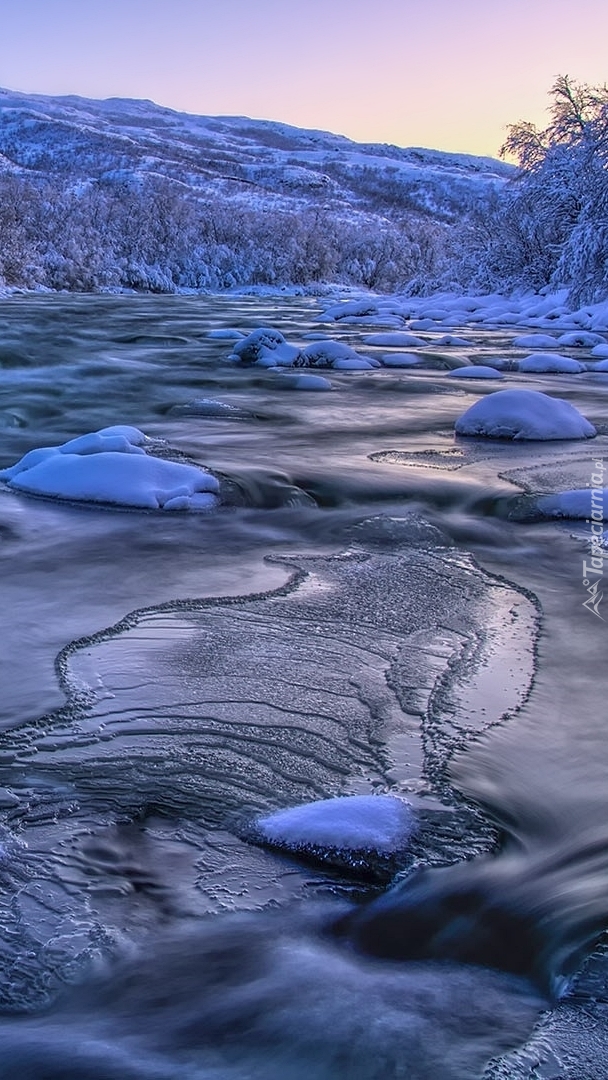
[0, 294, 607, 1077]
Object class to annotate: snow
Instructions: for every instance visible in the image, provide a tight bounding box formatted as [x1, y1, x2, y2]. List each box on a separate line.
[332, 356, 379, 370]
[315, 291, 608, 337]
[0, 426, 220, 510]
[433, 334, 474, 347]
[588, 359, 608, 372]
[556, 331, 604, 347]
[277, 373, 333, 390]
[296, 340, 379, 369]
[537, 489, 608, 521]
[512, 334, 560, 348]
[363, 332, 429, 348]
[591, 344, 608, 358]
[381, 354, 425, 368]
[229, 328, 301, 367]
[255, 795, 415, 855]
[516, 353, 586, 374]
[207, 328, 245, 340]
[455, 389, 596, 441]
[448, 365, 505, 379]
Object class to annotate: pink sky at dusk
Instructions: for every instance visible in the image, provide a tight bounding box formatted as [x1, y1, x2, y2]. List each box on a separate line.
[0, 0, 606, 157]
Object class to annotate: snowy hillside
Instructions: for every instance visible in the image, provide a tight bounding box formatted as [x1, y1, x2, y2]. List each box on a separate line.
[0, 87, 511, 223]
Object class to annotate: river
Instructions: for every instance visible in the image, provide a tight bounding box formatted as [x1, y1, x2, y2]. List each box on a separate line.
[0, 293, 606, 1078]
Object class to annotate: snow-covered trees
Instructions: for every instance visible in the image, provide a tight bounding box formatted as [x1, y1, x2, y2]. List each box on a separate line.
[476, 76, 608, 303]
[1, 79, 606, 301]
[0, 172, 450, 293]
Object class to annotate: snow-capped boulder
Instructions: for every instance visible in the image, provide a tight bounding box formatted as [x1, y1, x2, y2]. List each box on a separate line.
[536, 489, 608, 520]
[381, 354, 425, 368]
[516, 353, 585, 374]
[433, 334, 474, 347]
[455, 390, 596, 441]
[229, 327, 301, 366]
[295, 340, 379, 369]
[448, 366, 505, 379]
[277, 373, 333, 390]
[512, 334, 560, 348]
[252, 794, 416, 877]
[207, 328, 245, 340]
[0, 426, 220, 510]
[557, 331, 604, 347]
[363, 332, 429, 348]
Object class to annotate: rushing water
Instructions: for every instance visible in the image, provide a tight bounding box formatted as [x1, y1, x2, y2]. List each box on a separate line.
[0, 293, 607, 1078]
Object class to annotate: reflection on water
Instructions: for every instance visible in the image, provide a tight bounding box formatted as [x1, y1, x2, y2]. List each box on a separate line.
[0, 295, 607, 1077]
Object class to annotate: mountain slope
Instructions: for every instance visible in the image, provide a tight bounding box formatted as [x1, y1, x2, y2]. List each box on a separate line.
[0, 87, 512, 222]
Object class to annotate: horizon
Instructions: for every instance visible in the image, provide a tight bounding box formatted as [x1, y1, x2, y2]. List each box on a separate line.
[0, 0, 606, 158]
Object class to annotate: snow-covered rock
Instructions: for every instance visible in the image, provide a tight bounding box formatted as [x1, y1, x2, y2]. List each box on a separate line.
[536, 489, 608, 520]
[455, 390, 596, 441]
[0, 426, 220, 510]
[253, 794, 416, 876]
[516, 353, 586, 374]
[363, 332, 429, 348]
[295, 340, 379, 369]
[381, 354, 425, 368]
[433, 334, 474, 347]
[277, 373, 333, 390]
[207, 328, 245, 340]
[448, 365, 505, 379]
[590, 344, 608, 358]
[556, 331, 604, 347]
[229, 328, 301, 366]
[512, 334, 560, 348]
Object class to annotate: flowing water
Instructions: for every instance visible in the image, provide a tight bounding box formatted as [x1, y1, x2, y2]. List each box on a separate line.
[0, 294, 607, 1077]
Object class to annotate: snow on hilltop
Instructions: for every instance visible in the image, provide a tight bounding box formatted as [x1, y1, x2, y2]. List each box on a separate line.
[0, 86, 511, 221]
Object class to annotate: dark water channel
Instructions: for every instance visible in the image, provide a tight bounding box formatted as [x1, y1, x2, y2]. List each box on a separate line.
[0, 294, 607, 1077]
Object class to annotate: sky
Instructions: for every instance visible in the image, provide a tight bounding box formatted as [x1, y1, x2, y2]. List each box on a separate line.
[0, 0, 606, 158]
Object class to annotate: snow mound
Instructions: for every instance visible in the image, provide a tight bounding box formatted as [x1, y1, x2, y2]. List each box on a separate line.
[517, 353, 585, 374]
[588, 359, 608, 372]
[455, 390, 596, 441]
[229, 327, 301, 367]
[512, 334, 560, 348]
[591, 344, 608, 359]
[434, 334, 474, 347]
[277, 373, 333, 390]
[363, 332, 428, 348]
[448, 365, 504, 379]
[0, 426, 220, 511]
[381, 354, 425, 368]
[207, 328, 245, 340]
[557, 331, 604, 348]
[254, 794, 415, 872]
[295, 340, 379, 369]
[536, 489, 608, 521]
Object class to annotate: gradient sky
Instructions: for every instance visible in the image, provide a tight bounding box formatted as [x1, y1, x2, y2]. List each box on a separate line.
[0, 0, 606, 157]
